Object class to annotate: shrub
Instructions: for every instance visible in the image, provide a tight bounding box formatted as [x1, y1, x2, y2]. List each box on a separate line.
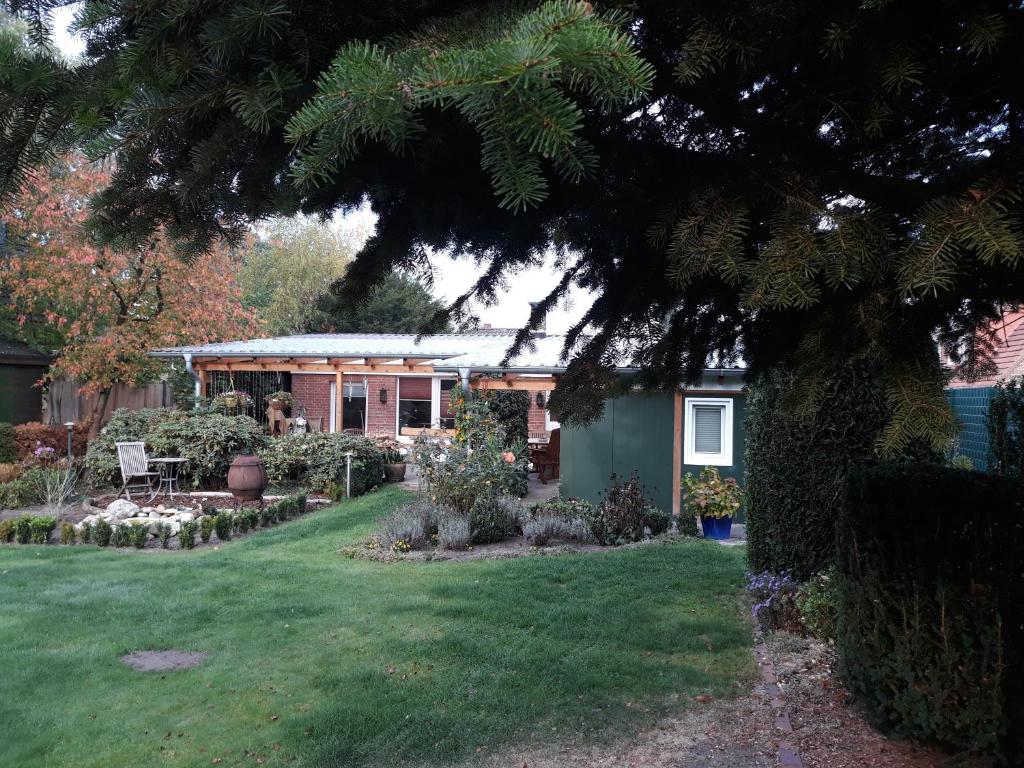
[259, 432, 384, 497]
[646, 507, 671, 536]
[838, 462, 1023, 762]
[377, 507, 428, 552]
[93, 518, 113, 546]
[746, 570, 802, 633]
[0, 468, 42, 509]
[110, 523, 129, 547]
[259, 505, 276, 527]
[988, 377, 1024, 477]
[797, 569, 838, 644]
[0, 462, 22, 483]
[27, 516, 55, 544]
[127, 522, 149, 549]
[485, 390, 530, 446]
[154, 522, 173, 549]
[0, 518, 15, 542]
[13, 421, 89, 460]
[14, 516, 32, 544]
[33, 459, 80, 516]
[523, 514, 592, 545]
[469, 495, 521, 544]
[235, 510, 251, 533]
[590, 473, 666, 545]
[745, 363, 937, 579]
[85, 408, 267, 488]
[0, 423, 17, 463]
[437, 511, 470, 550]
[79, 521, 92, 544]
[200, 515, 215, 542]
[178, 520, 198, 549]
[213, 512, 233, 541]
[681, 466, 743, 519]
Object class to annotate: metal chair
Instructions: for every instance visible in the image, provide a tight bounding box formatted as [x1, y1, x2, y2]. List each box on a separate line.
[115, 442, 159, 500]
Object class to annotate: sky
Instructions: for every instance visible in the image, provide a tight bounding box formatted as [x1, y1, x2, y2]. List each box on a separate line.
[50, 7, 594, 335]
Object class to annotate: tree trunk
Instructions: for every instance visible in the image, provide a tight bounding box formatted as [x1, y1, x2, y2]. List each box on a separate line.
[87, 387, 112, 440]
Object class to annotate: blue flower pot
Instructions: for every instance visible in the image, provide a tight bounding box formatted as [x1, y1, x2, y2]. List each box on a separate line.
[701, 515, 733, 540]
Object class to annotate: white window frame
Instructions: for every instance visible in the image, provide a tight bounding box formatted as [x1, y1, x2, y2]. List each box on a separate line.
[683, 397, 733, 467]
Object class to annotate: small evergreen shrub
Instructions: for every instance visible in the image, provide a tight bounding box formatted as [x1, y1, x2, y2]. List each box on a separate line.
[377, 507, 428, 552]
[838, 463, 1022, 762]
[797, 569, 838, 644]
[59, 521, 76, 545]
[79, 522, 92, 544]
[0, 518, 15, 542]
[128, 522, 149, 549]
[0, 469, 42, 509]
[14, 516, 32, 544]
[213, 512, 233, 541]
[0, 422, 17, 462]
[93, 518, 113, 547]
[200, 516, 215, 542]
[469, 495, 521, 544]
[154, 522, 173, 548]
[177, 520, 198, 549]
[110, 524, 129, 548]
[525, 498, 596, 544]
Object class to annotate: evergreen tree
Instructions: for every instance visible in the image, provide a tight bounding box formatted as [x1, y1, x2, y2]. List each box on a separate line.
[2, 1, 1023, 447]
[308, 273, 450, 335]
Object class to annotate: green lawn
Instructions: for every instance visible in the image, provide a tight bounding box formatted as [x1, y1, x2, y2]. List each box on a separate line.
[0, 487, 755, 768]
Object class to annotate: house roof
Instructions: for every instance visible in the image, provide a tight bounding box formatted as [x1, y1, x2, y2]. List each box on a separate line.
[950, 312, 1024, 388]
[0, 337, 51, 366]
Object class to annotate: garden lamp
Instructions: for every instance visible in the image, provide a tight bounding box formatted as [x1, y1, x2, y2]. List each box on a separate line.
[64, 422, 75, 460]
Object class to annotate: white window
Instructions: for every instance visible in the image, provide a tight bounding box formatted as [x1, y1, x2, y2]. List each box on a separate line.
[684, 397, 733, 466]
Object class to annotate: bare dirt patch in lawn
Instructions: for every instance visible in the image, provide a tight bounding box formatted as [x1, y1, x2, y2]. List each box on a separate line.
[463, 695, 776, 768]
[120, 650, 209, 672]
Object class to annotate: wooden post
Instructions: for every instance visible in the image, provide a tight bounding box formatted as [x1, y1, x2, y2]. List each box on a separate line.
[672, 391, 682, 521]
[197, 368, 207, 405]
[335, 371, 343, 433]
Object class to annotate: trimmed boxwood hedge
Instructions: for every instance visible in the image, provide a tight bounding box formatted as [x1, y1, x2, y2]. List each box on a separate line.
[258, 432, 384, 498]
[744, 364, 894, 579]
[838, 463, 1023, 763]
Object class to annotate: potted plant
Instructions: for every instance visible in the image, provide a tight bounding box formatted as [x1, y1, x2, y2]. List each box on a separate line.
[377, 438, 407, 482]
[681, 466, 744, 540]
[215, 390, 253, 411]
[266, 390, 293, 412]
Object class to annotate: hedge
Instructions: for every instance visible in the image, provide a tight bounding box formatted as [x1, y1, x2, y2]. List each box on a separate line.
[838, 463, 1023, 763]
[0, 422, 16, 463]
[13, 421, 90, 460]
[485, 390, 530, 446]
[744, 364, 895, 578]
[988, 377, 1024, 477]
[85, 408, 267, 488]
[258, 432, 384, 497]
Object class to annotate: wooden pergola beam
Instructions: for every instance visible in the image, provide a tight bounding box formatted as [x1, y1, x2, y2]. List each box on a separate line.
[470, 377, 557, 391]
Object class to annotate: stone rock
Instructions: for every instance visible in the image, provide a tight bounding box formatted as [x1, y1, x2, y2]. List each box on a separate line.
[177, 512, 195, 524]
[156, 504, 166, 512]
[141, 507, 156, 515]
[105, 499, 141, 521]
[78, 514, 100, 528]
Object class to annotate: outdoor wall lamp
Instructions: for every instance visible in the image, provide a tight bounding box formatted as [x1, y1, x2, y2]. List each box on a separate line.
[535, 392, 545, 408]
[64, 422, 75, 460]
[379, 388, 388, 405]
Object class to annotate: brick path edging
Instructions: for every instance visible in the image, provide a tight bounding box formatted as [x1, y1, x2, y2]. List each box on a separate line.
[754, 642, 805, 768]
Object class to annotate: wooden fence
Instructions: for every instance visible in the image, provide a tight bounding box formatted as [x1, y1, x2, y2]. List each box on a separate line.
[44, 378, 174, 427]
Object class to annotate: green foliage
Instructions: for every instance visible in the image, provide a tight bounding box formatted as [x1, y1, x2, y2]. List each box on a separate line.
[591, 473, 665, 545]
[92, 519, 113, 547]
[680, 467, 743, 520]
[839, 463, 1022, 762]
[469, 495, 521, 545]
[200, 515, 215, 543]
[523, 499, 594, 545]
[797, 569, 838, 645]
[485, 391, 530, 448]
[110, 524, 129, 548]
[127, 523, 149, 550]
[988, 377, 1024, 477]
[213, 512, 233, 542]
[0, 518, 15, 542]
[79, 522, 92, 544]
[27, 516, 54, 544]
[14, 516, 31, 544]
[259, 432, 383, 496]
[310, 273, 449, 334]
[0, 468, 41, 509]
[0, 422, 17, 462]
[178, 520, 198, 550]
[86, 408, 268, 488]
[154, 522, 173, 549]
[745, 363, 938, 580]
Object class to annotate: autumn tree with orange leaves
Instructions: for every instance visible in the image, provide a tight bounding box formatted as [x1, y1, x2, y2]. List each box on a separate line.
[0, 155, 260, 433]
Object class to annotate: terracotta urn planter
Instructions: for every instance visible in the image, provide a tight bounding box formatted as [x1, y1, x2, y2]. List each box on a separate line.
[227, 454, 268, 501]
[383, 462, 407, 482]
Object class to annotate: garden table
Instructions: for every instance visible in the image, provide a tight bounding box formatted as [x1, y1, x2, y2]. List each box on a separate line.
[149, 457, 187, 499]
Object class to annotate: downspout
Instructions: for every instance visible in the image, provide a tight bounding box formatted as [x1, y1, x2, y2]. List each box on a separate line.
[459, 367, 471, 395]
[183, 354, 202, 408]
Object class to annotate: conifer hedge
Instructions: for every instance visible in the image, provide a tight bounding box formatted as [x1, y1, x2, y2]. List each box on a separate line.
[744, 364, 892, 579]
[838, 463, 1023, 763]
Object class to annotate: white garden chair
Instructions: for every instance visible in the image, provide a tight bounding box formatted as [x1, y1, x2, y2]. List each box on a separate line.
[115, 442, 160, 500]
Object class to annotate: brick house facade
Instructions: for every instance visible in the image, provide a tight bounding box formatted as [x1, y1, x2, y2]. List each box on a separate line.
[288, 372, 552, 439]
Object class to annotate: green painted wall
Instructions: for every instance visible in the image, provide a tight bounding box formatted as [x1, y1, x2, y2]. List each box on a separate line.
[561, 391, 747, 520]
[0, 365, 45, 425]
